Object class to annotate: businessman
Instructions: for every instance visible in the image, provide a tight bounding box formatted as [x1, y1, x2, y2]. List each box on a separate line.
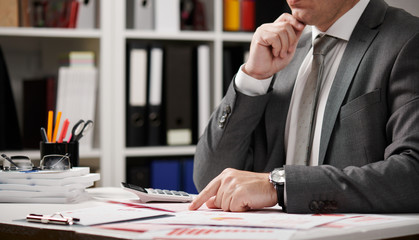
[189, 0, 419, 213]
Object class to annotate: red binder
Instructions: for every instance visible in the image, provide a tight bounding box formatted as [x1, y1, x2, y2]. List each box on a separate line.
[241, 0, 255, 31]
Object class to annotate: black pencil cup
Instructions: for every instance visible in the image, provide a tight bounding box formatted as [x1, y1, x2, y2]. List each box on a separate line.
[40, 141, 79, 168]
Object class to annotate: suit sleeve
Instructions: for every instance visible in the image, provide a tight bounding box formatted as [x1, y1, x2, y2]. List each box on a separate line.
[193, 81, 272, 191]
[285, 32, 419, 213]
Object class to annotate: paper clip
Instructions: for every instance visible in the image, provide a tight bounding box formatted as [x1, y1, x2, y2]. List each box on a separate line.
[26, 213, 80, 225]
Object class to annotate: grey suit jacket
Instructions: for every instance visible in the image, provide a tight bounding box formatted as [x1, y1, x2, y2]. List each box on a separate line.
[193, 0, 419, 213]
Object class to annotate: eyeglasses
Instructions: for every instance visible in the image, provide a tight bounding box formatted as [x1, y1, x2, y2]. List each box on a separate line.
[40, 154, 71, 170]
[1, 153, 71, 171]
[1, 154, 33, 171]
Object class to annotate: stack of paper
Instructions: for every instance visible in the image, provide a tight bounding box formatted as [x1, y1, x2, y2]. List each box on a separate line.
[0, 167, 100, 203]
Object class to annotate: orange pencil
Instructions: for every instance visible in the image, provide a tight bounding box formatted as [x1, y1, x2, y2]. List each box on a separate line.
[52, 111, 62, 143]
[47, 111, 53, 142]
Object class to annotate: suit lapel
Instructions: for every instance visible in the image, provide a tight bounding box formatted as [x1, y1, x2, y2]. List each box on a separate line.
[318, 0, 387, 165]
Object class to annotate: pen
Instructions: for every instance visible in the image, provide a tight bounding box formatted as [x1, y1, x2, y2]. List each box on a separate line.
[47, 110, 53, 142]
[58, 119, 70, 143]
[40, 127, 48, 142]
[52, 111, 62, 143]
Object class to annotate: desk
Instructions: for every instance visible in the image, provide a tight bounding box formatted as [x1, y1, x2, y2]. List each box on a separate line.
[0, 187, 418, 240]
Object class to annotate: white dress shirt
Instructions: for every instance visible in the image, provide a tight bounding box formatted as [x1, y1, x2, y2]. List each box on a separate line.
[235, 0, 370, 166]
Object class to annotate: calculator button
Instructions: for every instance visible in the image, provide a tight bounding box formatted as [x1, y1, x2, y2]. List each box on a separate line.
[156, 189, 164, 194]
[163, 190, 173, 195]
[179, 191, 189, 196]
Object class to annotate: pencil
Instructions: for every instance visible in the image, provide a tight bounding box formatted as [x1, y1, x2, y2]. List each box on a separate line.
[47, 110, 53, 142]
[52, 111, 62, 143]
[58, 119, 70, 143]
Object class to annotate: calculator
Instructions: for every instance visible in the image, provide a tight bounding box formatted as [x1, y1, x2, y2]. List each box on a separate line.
[121, 182, 193, 203]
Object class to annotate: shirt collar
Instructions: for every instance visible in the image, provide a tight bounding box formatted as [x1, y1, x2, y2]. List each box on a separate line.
[312, 0, 370, 41]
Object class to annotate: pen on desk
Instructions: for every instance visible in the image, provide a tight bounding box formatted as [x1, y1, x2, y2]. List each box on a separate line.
[47, 110, 53, 142]
[52, 111, 62, 143]
[40, 127, 48, 142]
[1, 154, 20, 168]
[58, 119, 70, 143]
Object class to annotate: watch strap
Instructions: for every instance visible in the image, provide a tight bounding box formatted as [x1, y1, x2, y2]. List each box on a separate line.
[275, 183, 286, 212]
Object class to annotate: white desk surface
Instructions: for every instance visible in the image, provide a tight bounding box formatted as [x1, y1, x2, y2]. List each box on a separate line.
[0, 187, 418, 240]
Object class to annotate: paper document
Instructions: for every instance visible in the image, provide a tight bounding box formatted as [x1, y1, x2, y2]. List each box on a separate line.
[61, 204, 172, 226]
[320, 214, 413, 229]
[139, 226, 296, 240]
[142, 211, 349, 230]
[0, 167, 90, 179]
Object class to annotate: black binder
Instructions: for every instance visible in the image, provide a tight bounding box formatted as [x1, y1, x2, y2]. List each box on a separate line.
[223, 45, 246, 95]
[23, 77, 56, 149]
[164, 44, 197, 145]
[0, 46, 22, 150]
[147, 45, 165, 146]
[126, 43, 149, 147]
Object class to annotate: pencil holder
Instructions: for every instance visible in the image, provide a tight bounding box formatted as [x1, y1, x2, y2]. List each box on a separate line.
[40, 141, 79, 168]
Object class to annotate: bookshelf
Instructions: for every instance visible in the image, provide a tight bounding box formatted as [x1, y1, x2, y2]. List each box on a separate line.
[0, 0, 115, 187]
[109, 0, 255, 188]
[0, 0, 255, 187]
[0, 0, 284, 187]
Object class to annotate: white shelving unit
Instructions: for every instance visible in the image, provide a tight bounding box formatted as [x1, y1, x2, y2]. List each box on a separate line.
[0, 0, 254, 187]
[108, 0, 255, 187]
[0, 0, 115, 187]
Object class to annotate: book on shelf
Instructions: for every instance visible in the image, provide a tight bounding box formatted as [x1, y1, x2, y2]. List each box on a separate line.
[8, 0, 96, 28]
[223, 0, 291, 32]
[125, 42, 210, 147]
[0, 0, 19, 27]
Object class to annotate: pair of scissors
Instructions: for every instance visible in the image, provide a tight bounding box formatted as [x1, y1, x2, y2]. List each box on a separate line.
[69, 120, 93, 142]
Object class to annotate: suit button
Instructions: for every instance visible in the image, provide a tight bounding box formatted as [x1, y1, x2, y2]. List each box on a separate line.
[318, 200, 325, 211]
[224, 105, 231, 114]
[309, 201, 319, 212]
[218, 105, 231, 128]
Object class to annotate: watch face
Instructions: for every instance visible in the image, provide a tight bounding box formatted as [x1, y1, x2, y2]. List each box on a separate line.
[271, 169, 285, 184]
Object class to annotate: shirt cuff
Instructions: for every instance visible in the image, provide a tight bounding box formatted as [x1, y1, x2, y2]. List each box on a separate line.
[235, 64, 273, 96]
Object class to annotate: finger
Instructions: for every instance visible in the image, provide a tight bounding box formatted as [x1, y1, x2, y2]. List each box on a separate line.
[205, 196, 218, 209]
[213, 186, 225, 209]
[230, 196, 251, 212]
[188, 178, 221, 210]
[276, 13, 305, 31]
[221, 192, 233, 212]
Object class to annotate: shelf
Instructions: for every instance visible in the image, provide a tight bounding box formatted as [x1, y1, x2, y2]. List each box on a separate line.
[125, 30, 217, 41]
[2, 149, 101, 160]
[124, 146, 196, 157]
[0, 27, 101, 39]
[221, 32, 253, 42]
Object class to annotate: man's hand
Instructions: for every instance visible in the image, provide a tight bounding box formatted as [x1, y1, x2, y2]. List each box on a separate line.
[189, 168, 278, 212]
[244, 13, 306, 79]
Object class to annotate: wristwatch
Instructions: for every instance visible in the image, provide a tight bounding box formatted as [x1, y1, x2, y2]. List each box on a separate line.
[269, 168, 286, 210]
